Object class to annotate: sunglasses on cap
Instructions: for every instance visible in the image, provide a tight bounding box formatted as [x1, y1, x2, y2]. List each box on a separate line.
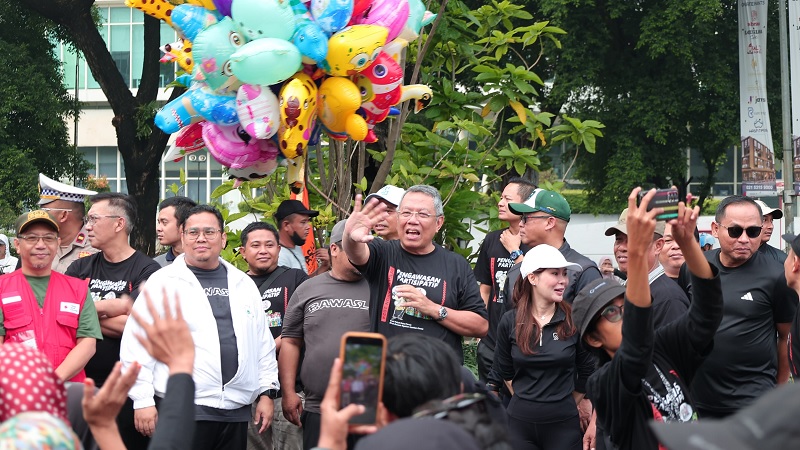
[599, 304, 624, 323]
[718, 224, 762, 239]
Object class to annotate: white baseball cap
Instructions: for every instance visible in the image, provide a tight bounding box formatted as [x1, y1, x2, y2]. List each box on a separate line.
[520, 244, 582, 277]
[365, 185, 405, 207]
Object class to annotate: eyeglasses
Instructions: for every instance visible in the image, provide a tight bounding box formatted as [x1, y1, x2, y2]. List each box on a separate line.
[184, 227, 222, 240]
[718, 224, 762, 239]
[397, 210, 437, 220]
[600, 304, 624, 323]
[41, 207, 73, 213]
[18, 234, 58, 244]
[521, 215, 551, 224]
[84, 215, 120, 225]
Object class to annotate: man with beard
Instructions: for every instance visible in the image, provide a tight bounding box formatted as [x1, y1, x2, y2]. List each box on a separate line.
[753, 199, 786, 263]
[279, 220, 370, 450]
[275, 200, 330, 276]
[240, 221, 308, 450]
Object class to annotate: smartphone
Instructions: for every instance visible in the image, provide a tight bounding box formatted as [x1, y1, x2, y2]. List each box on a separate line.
[637, 188, 679, 221]
[339, 332, 387, 425]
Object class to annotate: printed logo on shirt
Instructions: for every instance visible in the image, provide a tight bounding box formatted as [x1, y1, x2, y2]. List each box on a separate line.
[1, 295, 21, 305]
[391, 287, 432, 321]
[552, 332, 559, 341]
[494, 271, 508, 303]
[262, 287, 282, 300]
[741, 292, 754, 301]
[89, 279, 128, 294]
[203, 287, 229, 297]
[262, 299, 272, 312]
[307, 298, 369, 314]
[396, 270, 441, 289]
[266, 311, 282, 328]
[59, 302, 80, 314]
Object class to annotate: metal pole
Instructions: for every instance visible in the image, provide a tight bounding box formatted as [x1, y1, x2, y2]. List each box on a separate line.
[779, 0, 794, 235]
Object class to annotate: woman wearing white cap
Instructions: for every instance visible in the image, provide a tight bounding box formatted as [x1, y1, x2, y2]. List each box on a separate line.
[489, 244, 595, 450]
[0, 234, 18, 274]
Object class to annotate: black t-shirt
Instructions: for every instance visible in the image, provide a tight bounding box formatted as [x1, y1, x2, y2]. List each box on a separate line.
[758, 242, 787, 263]
[473, 229, 530, 350]
[648, 273, 689, 328]
[249, 267, 308, 339]
[66, 251, 161, 385]
[587, 269, 722, 450]
[681, 249, 797, 415]
[492, 308, 594, 414]
[356, 239, 488, 362]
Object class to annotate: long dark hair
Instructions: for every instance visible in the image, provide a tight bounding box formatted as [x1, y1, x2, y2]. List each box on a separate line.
[513, 270, 576, 355]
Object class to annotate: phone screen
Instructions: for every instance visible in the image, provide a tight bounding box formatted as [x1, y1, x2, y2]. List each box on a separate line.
[340, 335, 386, 425]
[638, 188, 679, 221]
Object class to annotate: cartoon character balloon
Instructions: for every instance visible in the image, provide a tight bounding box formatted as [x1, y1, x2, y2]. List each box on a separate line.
[228, 157, 281, 183]
[318, 76, 368, 141]
[155, 86, 238, 134]
[171, 4, 217, 41]
[160, 39, 195, 74]
[278, 73, 318, 160]
[193, 17, 246, 93]
[350, 0, 409, 42]
[126, 0, 175, 25]
[163, 122, 206, 162]
[230, 38, 303, 86]
[232, 0, 297, 41]
[321, 25, 388, 76]
[289, 0, 329, 63]
[236, 84, 281, 140]
[399, 0, 437, 41]
[311, 0, 353, 34]
[202, 123, 279, 169]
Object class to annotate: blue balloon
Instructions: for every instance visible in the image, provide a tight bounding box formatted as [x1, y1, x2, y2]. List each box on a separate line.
[290, 0, 329, 62]
[310, 0, 353, 34]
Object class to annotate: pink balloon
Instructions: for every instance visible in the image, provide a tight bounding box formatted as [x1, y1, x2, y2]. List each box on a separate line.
[202, 123, 279, 169]
[351, 0, 409, 42]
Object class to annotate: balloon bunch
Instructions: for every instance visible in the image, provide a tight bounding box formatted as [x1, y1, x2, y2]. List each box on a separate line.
[130, 0, 436, 192]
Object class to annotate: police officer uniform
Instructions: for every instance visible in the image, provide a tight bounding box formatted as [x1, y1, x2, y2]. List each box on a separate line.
[38, 173, 99, 273]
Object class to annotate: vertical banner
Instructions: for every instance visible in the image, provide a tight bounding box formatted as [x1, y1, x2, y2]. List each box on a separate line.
[290, 187, 319, 274]
[790, 0, 800, 192]
[739, 1, 778, 196]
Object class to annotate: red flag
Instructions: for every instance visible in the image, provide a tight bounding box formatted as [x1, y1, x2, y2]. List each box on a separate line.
[290, 187, 318, 274]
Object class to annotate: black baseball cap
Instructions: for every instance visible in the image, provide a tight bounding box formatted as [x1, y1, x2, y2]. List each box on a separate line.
[783, 233, 800, 256]
[274, 200, 318, 223]
[651, 383, 800, 450]
[572, 278, 626, 337]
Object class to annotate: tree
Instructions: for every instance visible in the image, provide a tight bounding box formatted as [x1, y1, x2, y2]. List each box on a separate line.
[529, 0, 768, 212]
[20, 0, 179, 254]
[0, 0, 90, 227]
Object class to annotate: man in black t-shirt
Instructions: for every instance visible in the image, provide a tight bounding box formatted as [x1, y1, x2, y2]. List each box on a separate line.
[344, 185, 488, 362]
[753, 199, 787, 263]
[240, 221, 308, 450]
[472, 177, 536, 381]
[65, 192, 161, 449]
[781, 233, 800, 380]
[680, 195, 797, 418]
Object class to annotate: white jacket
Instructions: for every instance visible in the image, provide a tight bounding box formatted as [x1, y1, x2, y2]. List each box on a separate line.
[121, 254, 279, 410]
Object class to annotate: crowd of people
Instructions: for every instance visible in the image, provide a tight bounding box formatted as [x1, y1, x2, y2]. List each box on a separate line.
[2, 173, 800, 450]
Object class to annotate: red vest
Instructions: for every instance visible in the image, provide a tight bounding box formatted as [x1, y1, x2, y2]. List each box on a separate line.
[0, 270, 90, 382]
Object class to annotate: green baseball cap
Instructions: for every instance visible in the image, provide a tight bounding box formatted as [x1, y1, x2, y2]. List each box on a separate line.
[508, 188, 571, 222]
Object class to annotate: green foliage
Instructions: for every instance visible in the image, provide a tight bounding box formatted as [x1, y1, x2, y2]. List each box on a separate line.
[0, 0, 90, 225]
[134, 101, 159, 140]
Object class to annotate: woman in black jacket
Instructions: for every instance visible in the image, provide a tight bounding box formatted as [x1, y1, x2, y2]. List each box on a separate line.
[491, 244, 595, 450]
[572, 188, 722, 450]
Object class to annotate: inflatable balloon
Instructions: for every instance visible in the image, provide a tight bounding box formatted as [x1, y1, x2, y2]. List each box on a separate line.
[232, 0, 297, 42]
[236, 84, 281, 139]
[318, 76, 368, 141]
[350, 0, 409, 42]
[228, 157, 281, 182]
[126, 0, 175, 26]
[160, 39, 194, 74]
[230, 38, 303, 86]
[155, 86, 238, 134]
[321, 25, 387, 76]
[203, 123, 279, 169]
[285, 155, 306, 193]
[212, 0, 233, 17]
[289, 0, 329, 63]
[311, 0, 353, 34]
[173, 0, 217, 9]
[399, 0, 436, 41]
[354, 46, 432, 142]
[171, 4, 218, 41]
[163, 122, 206, 162]
[278, 73, 318, 160]
[193, 17, 245, 93]
[352, 0, 372, 18]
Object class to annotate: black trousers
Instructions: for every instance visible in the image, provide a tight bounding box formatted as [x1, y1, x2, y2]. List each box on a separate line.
[301, 411, 361, 450]
[119, 398, 151, 450]
[192, 421, 248, 450]
[507, 412, 582, 450]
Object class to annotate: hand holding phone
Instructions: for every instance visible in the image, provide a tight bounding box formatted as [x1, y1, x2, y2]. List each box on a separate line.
[637, 188, 679, 221]
[339, 332, 387, 425]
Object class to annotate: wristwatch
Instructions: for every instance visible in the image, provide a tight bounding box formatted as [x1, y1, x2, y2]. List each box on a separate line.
[259, 389, 279, 399]
[436, 306, 448, 321]
[509, 249, 524, 261]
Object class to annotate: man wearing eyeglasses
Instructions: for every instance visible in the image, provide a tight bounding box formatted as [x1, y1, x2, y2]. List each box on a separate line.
[343, 184, 488, 363]
[679, 195, 797, 419]
[65, 192, 161, 449]
[0, 210, 101, 383]
[38, 173, 99, 273]
[122, 204, 279, 450]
